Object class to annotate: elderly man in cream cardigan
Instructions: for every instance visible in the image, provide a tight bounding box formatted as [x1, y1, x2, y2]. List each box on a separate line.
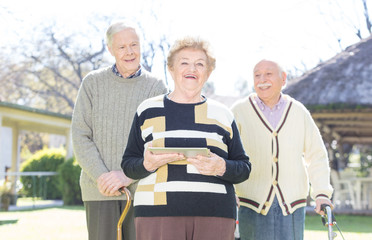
[231, 59, 334, 240]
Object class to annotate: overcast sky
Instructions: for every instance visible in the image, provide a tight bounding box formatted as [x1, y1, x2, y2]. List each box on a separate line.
[1, 0, 370, 95]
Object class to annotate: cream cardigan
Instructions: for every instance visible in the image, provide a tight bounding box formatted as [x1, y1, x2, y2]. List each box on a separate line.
[231, 93, 333, 216]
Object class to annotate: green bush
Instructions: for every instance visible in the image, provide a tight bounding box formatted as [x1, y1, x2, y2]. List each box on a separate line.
[20, 148, 65, 199]
[57, 157, 82, 205]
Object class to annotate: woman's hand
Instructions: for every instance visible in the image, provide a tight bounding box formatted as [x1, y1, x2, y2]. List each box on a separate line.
[187, 152, 226, 176]
[143, 148, 185, 172]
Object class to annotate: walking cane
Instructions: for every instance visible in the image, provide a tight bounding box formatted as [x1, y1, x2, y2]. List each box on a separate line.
[117, 187, 132, 240]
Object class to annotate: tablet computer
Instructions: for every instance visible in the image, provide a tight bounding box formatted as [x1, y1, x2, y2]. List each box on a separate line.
[148, 147, 210, 157]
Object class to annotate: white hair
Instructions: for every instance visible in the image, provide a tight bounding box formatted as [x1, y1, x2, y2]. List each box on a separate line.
[105, 21, 140, 48]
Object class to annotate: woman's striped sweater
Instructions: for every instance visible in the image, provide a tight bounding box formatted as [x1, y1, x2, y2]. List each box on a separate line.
[122, 94, 251, 219]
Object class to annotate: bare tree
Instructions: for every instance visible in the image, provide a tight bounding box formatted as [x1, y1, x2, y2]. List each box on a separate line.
[202, 82, 215, 96]
[320, 0, 372, 49]
[362, 0, 372, 34]
[234, 76, 253, 97]
[140, 34, 171, 85]
[3, 23, 107, 114]
[136, 10, 171, 85]
[0, 14, 171, 114]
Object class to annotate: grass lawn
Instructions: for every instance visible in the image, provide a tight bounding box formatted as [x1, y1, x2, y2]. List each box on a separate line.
[304, 213, 372, 239]
[1, 205, 372, 240]
[0, 206, 87, 240]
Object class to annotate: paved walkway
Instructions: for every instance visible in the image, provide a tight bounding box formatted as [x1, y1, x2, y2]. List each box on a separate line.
[8, 200, 63, 211]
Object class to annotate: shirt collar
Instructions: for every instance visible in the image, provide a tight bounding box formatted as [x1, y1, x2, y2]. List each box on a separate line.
[112, 64, 142, 79]
[255, 94, 286, 111]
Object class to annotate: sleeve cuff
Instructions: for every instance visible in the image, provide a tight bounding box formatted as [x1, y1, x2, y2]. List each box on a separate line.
[315, 194, 330, 200]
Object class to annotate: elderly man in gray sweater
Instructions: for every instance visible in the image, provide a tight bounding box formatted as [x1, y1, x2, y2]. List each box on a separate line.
[71, 21, 167, 240]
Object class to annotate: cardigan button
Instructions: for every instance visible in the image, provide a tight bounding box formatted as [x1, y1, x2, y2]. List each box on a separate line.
[273, 157, 278, 163]
[265, 201, 270, 207]
[273, 180, 278, 185]
[260, 209, 266, 214]
[272, 131, 277, 137]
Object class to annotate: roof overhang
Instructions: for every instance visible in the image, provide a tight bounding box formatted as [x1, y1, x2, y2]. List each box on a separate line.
[0, 102, 71, 135]
[311, 108, 372, 144]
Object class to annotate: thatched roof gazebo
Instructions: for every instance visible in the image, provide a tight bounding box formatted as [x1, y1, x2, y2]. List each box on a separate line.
[284, 35, 372, 145]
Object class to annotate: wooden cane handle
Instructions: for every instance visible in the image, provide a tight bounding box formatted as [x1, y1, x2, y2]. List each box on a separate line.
[117, 188, 132, 240]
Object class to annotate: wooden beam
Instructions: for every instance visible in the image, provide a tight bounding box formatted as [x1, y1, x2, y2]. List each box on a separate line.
[323, 120, 372, 127]
[332, 127, 372, 133]
[316, 121, 341, 141]
[312, 112, 372, 119]
[341, 136, 372, 144]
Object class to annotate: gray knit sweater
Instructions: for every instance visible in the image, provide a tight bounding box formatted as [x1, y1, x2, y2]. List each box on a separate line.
[71, 66, 168, 201]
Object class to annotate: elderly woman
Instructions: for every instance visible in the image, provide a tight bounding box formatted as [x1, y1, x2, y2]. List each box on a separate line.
[121, 36, 251, 240]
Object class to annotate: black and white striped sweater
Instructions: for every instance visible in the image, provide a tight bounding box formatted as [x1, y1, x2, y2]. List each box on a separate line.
[122, 94, 251, 219]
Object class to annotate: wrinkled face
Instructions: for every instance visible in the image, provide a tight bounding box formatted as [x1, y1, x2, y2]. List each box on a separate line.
[169, 48, 211, 95]
[253, 60, 286, 106]
[108, 28, 140, 78]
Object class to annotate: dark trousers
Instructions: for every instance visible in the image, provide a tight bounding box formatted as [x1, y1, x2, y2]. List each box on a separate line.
[85, 200, 135, 240]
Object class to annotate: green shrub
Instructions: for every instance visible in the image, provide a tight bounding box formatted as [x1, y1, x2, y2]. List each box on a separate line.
[20, 148, 65, 199]
[57, 157, 82, 205]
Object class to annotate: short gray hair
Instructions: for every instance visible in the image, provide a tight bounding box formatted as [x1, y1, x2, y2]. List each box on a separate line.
[106, 21, 140, 48]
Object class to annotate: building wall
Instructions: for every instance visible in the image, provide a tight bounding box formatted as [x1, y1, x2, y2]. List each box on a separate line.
[0, 126, 12, 178]
[49, 134, 67, 149]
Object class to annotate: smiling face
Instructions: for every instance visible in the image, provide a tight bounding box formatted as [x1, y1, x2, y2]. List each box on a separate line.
[253, 60, 287, 108]
[108, 28, 141, 78]
[168, 48, 211, 102]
